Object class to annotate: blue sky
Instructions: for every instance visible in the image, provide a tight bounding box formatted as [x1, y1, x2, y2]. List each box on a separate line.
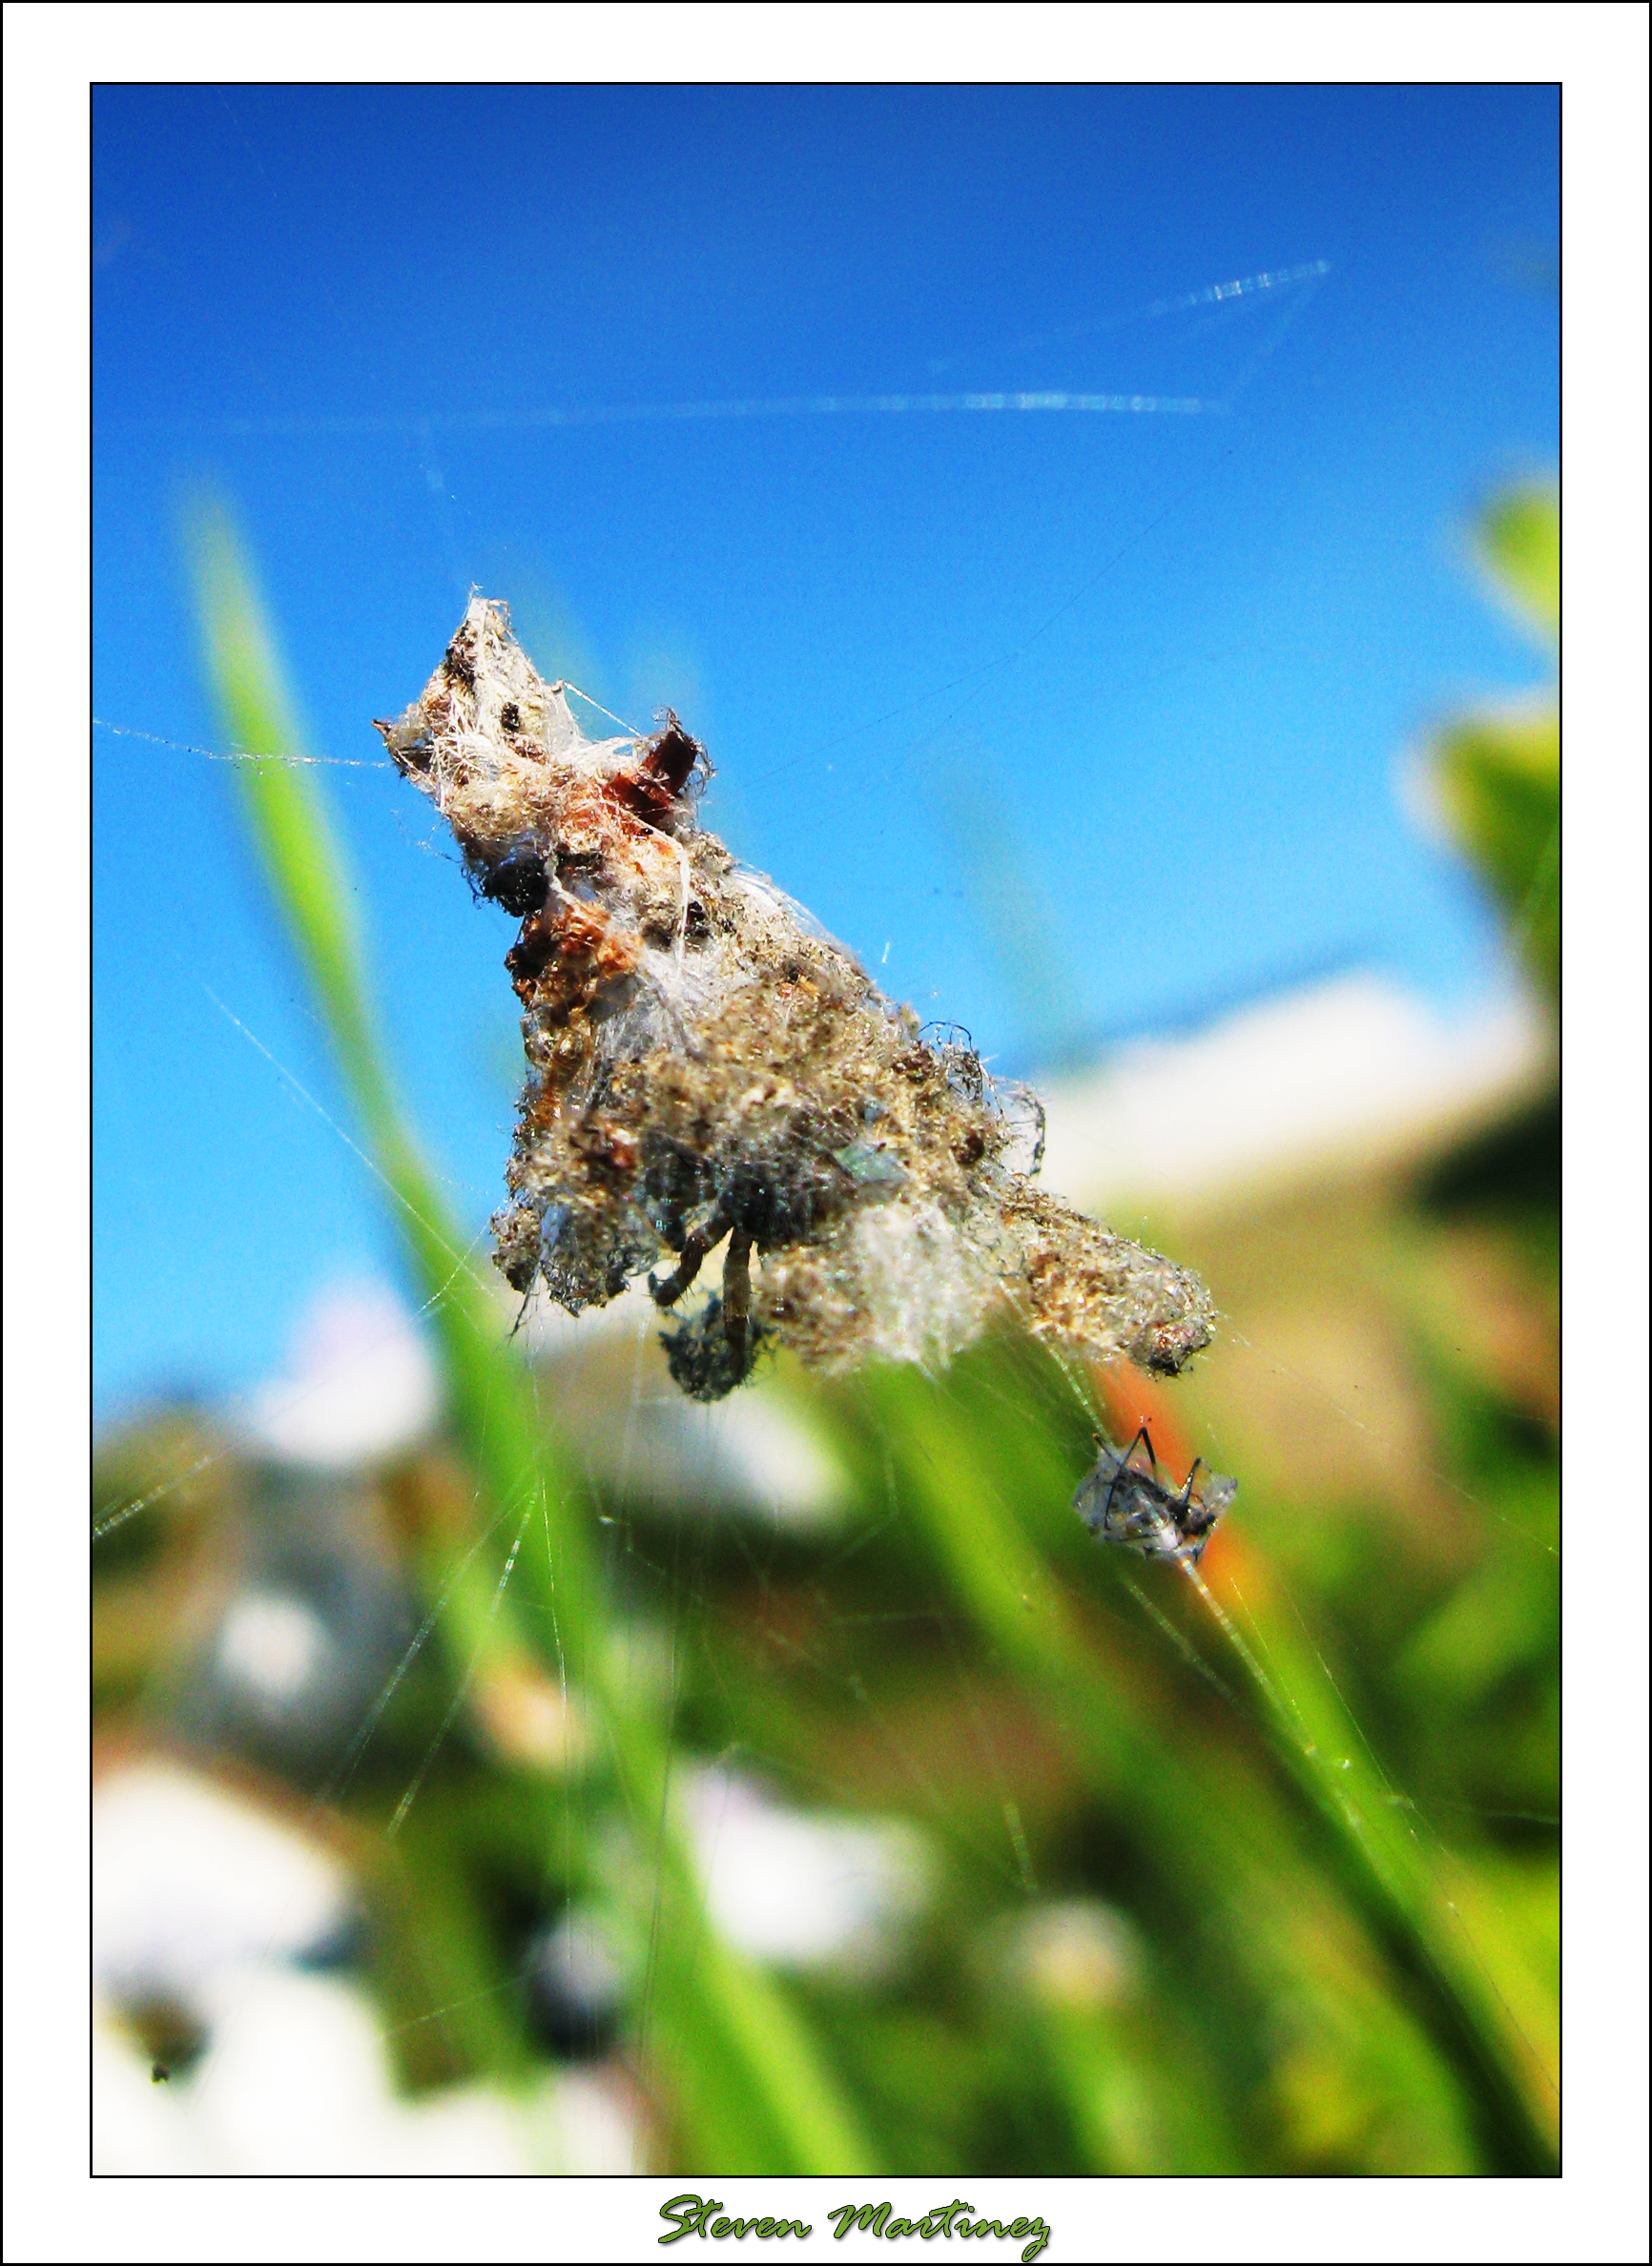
[93, 85, 1558, 1416]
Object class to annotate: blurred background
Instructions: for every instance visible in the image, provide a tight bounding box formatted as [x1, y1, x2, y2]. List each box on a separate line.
[93, 85, 1558, 2174]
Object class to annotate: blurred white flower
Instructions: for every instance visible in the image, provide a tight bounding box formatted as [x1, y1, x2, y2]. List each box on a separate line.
[92, 1759, 641, 2173]
[93, 1967, 638, 2174]
[601, 1383, 852, 1530]
[245, 1281, 440, 1467]
[515, 1274, 854, 1529]
[1002, 1898, 1143, 2014]
[213, 1589, 335, 1711]
[683, 1768, 932, 1979]
[93, 1760, 351, 2003]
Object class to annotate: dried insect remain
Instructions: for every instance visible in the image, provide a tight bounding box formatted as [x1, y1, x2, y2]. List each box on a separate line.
[378, 598, 1219, 1401]
[1073, 1425, 1237, 1566]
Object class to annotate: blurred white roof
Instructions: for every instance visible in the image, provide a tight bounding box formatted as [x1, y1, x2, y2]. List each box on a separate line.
[1037, 972, 1549, 1214]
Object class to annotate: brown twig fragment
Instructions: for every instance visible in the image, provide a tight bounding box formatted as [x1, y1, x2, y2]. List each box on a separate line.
[378, 599, 1216, 1400]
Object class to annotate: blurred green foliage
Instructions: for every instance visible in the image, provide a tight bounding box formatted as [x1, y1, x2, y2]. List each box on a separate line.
[1431, 484, 1559, 998]
[1479, 485, 1559, 646]
[93, 498, 1559, 2175]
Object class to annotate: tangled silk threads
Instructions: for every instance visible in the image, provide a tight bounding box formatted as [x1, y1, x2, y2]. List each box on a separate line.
[379, 599, 1216, 1400]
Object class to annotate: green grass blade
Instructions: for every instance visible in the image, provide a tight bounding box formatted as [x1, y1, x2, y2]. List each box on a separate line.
[852, 1354, 1557, 2175]
[186, 498, 878, 2174]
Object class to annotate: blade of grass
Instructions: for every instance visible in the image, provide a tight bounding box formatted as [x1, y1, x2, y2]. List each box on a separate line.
[851, 1352, 1557, 2174]
[187, 498, 877, 2175]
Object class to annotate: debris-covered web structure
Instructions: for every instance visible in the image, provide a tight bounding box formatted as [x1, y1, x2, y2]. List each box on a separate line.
[378, 598, 1217, 1403]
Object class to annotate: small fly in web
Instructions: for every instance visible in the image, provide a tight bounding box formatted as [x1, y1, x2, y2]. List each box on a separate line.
[1074, 1425, 1237, 1567]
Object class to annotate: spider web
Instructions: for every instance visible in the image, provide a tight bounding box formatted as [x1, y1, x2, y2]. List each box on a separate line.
[90, 241, 1559, 2181]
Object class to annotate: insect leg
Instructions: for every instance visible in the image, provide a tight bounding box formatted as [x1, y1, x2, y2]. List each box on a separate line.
[722, 1229, 754, 1373]
[649, 1211, 729, 1308]
[1102, 1427, 1154, 1529]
